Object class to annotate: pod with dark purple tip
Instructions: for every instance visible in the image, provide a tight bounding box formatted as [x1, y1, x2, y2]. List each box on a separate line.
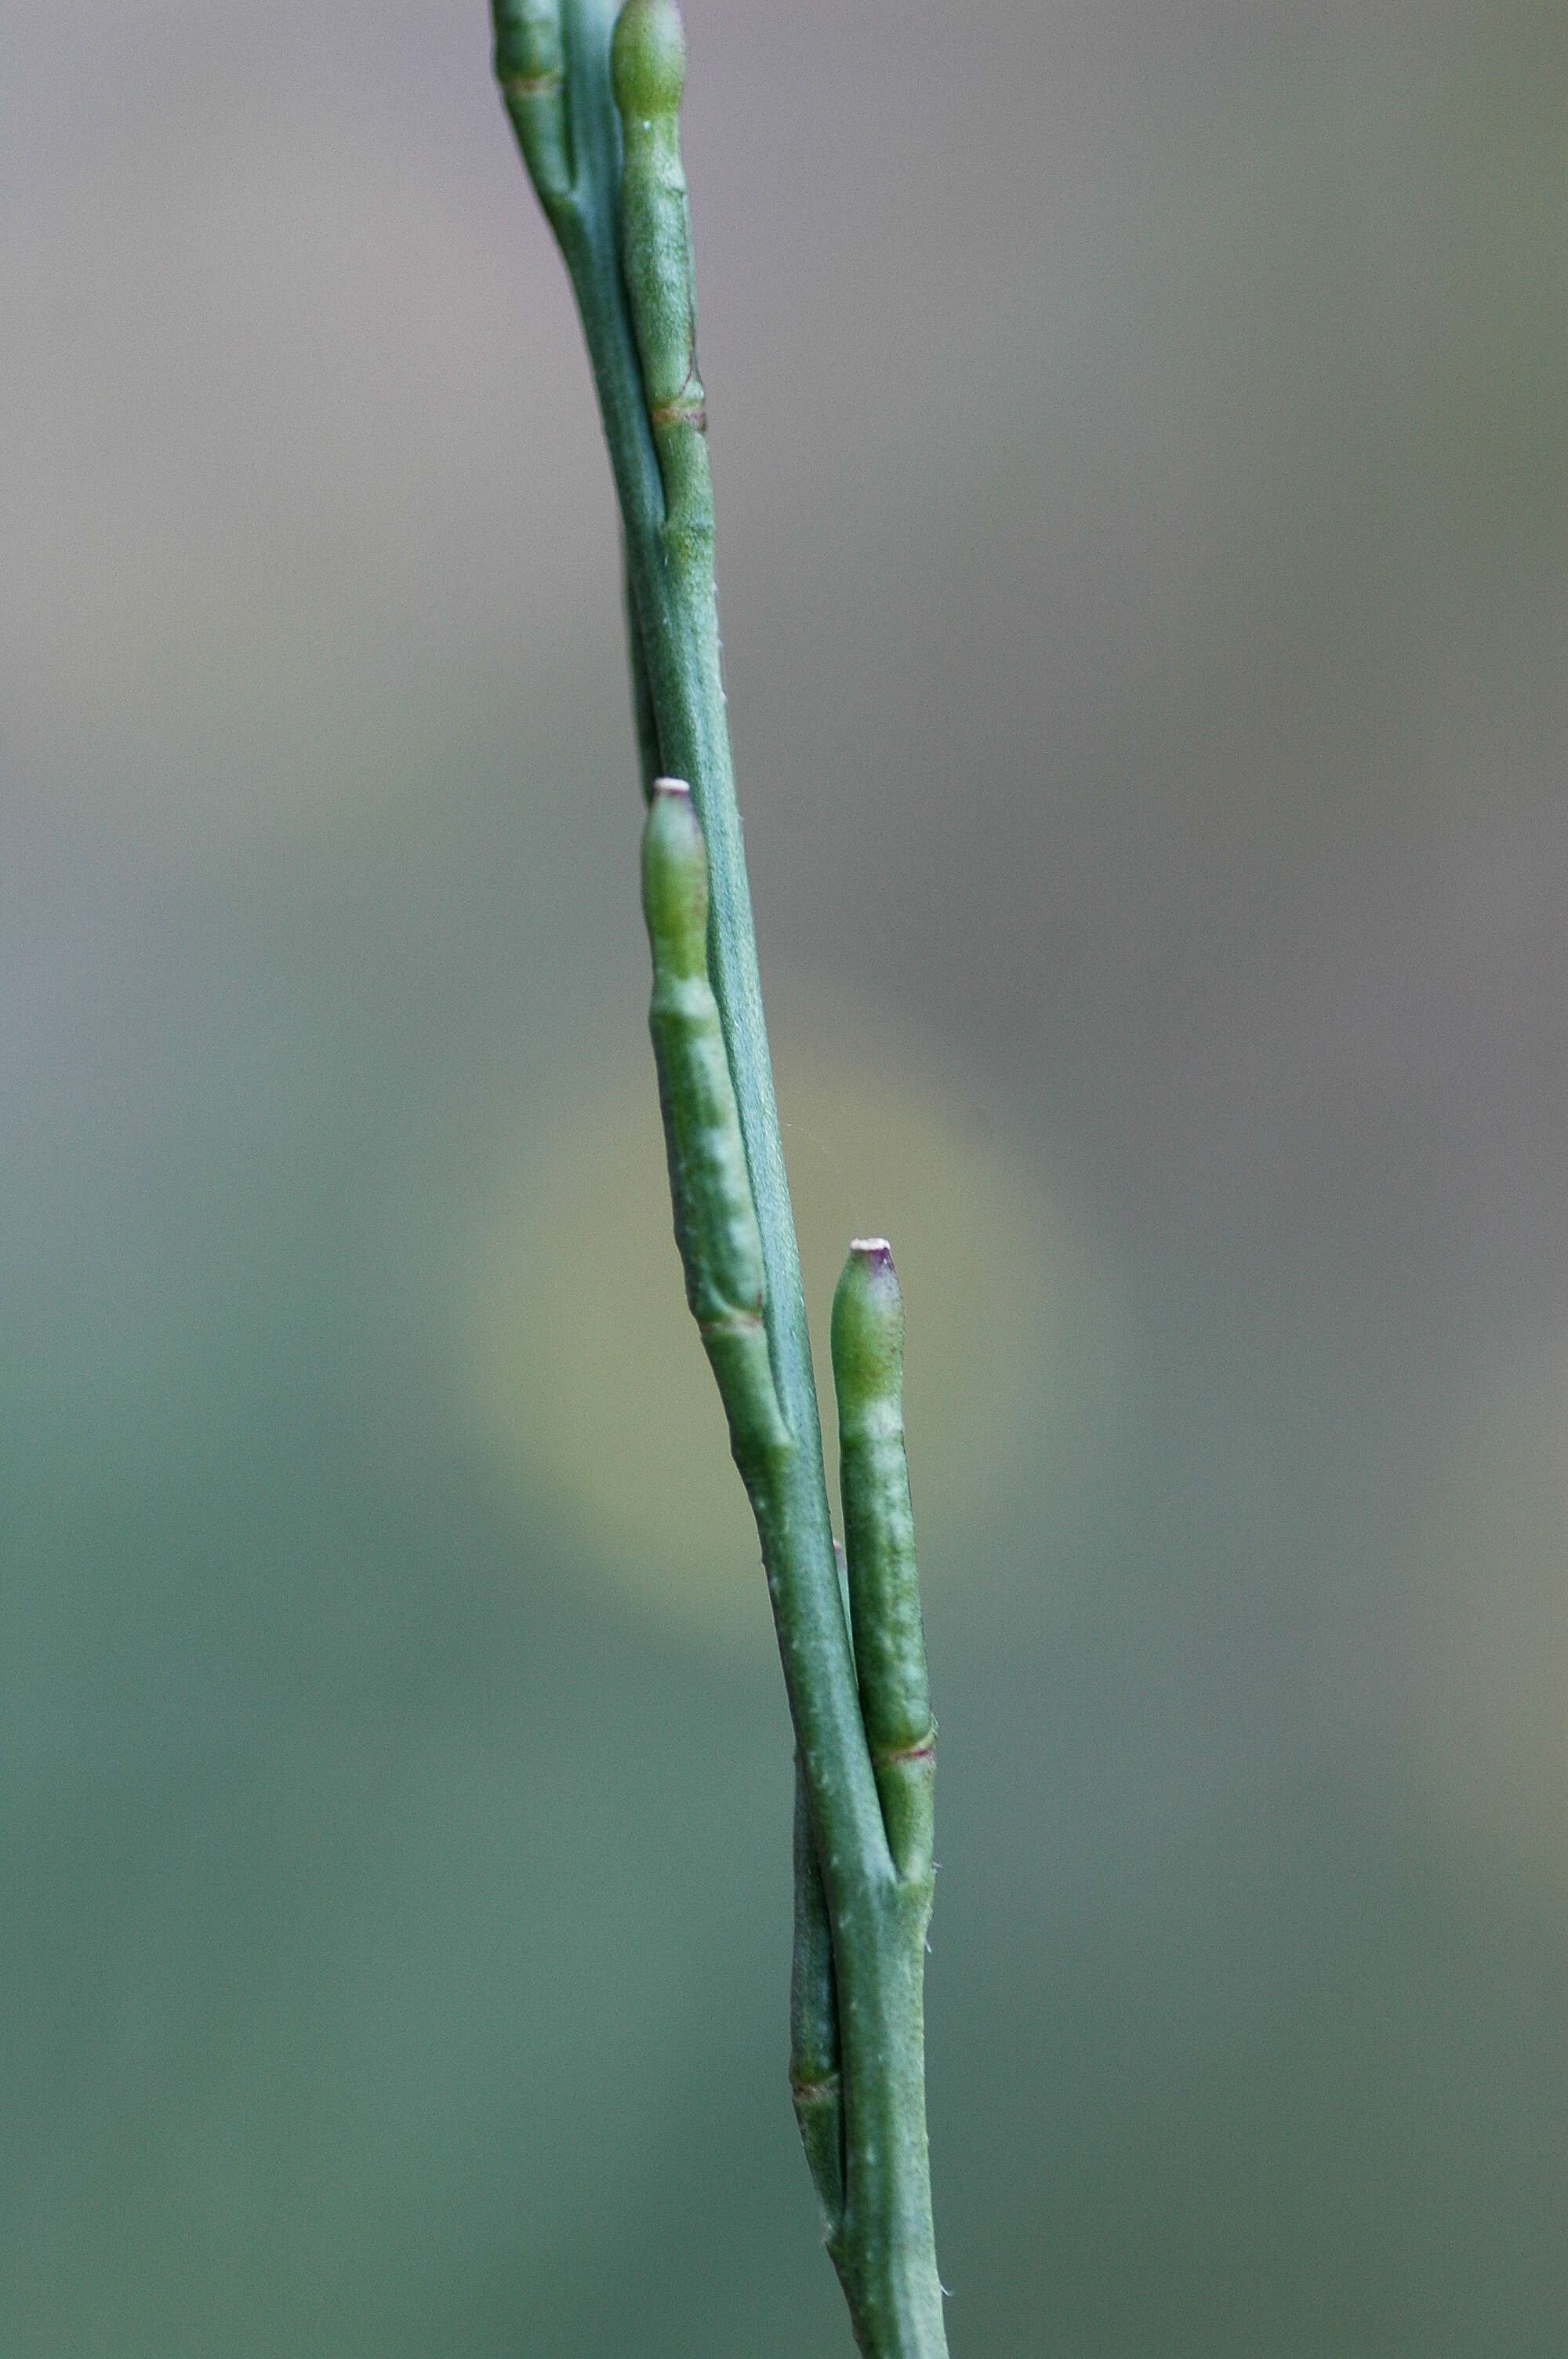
[642, 779, 787, 1490]
[831, 1239, 935, 1883]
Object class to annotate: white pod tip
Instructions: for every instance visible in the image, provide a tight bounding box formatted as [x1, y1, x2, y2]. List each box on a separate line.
[641, 777, 707, 977]
[831, 1237, 905, 1403]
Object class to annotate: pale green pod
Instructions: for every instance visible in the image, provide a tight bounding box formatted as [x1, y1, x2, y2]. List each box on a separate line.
[641, 777, 760, 1322]
[611, 1, 711, 535]
[492, 0, 572, 212]
[789, 1756, 844, 2245]
[641, 780, 787, 1484]
[831, 1240, 935, 1882]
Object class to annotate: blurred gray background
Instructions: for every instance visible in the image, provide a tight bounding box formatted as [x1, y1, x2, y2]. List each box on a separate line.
[4, 1, 1566, 2350]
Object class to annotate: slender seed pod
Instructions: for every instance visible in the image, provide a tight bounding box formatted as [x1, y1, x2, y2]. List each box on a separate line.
[641, 778, 760, 1320]
[789, 1756, 845, 2245]
[493, 0, 572, 213]
[642, 779, 787, 1487]
[610, 1, 712, 542]
[831, 1240, 936, 1883]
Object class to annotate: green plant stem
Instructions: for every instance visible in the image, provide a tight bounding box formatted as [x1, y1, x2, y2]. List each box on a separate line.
[495, 6, 946, 2348]
[790, 1753, 846, 2243]
[623, 550, 661, 801]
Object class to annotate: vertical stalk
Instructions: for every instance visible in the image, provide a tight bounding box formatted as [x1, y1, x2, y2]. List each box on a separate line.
[494, 5, 946, 2348]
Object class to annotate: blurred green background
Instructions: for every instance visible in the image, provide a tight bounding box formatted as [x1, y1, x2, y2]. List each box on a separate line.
[5, 1, 1566, 2350]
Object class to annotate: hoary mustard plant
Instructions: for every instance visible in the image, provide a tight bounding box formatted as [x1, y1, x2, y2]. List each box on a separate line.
[494, 6, 946, 2346]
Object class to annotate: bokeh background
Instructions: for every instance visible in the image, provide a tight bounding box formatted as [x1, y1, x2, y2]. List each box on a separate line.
[5, 0, 1566, 2349]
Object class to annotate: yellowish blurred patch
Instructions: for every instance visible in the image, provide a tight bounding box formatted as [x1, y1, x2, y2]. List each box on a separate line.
[464, 998, 1121, 1639]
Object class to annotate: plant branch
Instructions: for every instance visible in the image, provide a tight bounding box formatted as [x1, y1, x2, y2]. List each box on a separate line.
[494, 6, 946, 2348]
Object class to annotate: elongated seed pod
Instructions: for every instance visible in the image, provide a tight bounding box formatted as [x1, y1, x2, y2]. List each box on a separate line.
[789, 1755, 844, 2243]
[831, 1240, 935, 1882]
[493, 0, 572, 213]
[642, 779, 760, 1319]
[610, 2, 711, 538]
[642, 779, 787, 1487]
